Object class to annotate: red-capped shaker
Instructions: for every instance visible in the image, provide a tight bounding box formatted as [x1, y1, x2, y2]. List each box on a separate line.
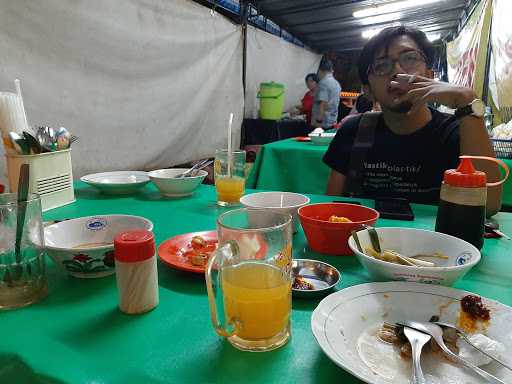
[114, 229, 159, 314]
[435, 156, 509, 250]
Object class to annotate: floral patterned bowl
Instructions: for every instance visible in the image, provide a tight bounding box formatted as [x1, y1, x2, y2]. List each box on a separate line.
[44, 215, 153, 278]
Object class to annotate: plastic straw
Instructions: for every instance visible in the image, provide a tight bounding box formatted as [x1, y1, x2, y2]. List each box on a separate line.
[227, 113, 233, 177]
[14, 79, 29, 131]
[280, 193, 284, 208]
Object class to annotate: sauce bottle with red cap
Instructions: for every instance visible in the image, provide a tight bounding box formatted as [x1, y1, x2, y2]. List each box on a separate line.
[435, 156, 509, 249]
[114, 229, 159, 314]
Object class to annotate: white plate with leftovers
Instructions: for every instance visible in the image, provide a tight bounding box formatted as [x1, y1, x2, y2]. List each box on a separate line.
[311, 282, 512, 384]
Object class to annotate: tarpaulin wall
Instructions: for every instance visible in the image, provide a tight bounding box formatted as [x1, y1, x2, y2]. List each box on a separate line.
[488, 0, 512, 124]
[245, 25, 322, 119]
[447, 0, 492, 99]
[0, 0, 244, 183]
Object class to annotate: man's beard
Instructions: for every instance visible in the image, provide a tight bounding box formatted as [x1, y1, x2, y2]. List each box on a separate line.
[386, 100, 413, 113]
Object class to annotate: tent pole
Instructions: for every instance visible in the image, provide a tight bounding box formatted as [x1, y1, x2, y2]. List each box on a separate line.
[481, 2, 493, 104]
[240, 0, 249, 95]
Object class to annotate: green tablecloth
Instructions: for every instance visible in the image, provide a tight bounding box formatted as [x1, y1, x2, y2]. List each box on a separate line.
[247, 139, 331, 195]
[2, 182, 512, 384]
[248, 139, 512, 208]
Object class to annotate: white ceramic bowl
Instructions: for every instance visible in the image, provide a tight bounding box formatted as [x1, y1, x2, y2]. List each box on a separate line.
[81, 171, 150, 194]
[45, 215, 153, 278]
[308, 132, 335, 145]
[240, 192, 310, 233]
[348, 227, 481, 286]
[148, 168, 207, 197]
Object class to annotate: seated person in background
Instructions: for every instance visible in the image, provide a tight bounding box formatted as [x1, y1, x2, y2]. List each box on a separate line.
[337, 95, 381, 129]
[351, 94, 374, 115]
[291, 73, 318, 126]
[312, 60, 342, 129]
[323, 25, 502, 216]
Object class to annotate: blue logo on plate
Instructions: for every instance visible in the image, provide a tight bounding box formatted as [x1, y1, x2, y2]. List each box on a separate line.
[456, 252, 473, 266]
[86, 218, 107, 231]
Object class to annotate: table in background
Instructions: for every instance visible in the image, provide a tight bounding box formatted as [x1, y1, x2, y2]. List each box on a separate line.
[247, 138, 331, 194]
[241, 118, 311, 146]
[248, 139, 512, 209]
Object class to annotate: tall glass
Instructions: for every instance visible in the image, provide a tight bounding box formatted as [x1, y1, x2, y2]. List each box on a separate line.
[0, 193, 47, 309]
[214, 149, 246, 206]
[206, 208, 293, 352]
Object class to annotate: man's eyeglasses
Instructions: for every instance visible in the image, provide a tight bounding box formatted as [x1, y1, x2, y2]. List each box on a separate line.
[368, 50, 427, 76]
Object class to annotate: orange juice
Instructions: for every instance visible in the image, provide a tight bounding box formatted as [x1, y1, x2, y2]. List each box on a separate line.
[222, 262, 291, 340]
[215, 176, 245, 204]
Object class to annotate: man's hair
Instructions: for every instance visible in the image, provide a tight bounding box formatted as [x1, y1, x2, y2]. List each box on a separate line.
[319, 59, 334, 72]
[358, 25, 436, 84]
[305, 73, 319, 83]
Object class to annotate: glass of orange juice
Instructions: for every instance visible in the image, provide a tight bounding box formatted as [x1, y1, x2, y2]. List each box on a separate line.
[214, 149, 246, 206]
[206, 208, 293, 352]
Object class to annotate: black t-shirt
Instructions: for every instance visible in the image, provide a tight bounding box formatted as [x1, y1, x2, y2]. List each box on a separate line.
[323, 108, 460, 204]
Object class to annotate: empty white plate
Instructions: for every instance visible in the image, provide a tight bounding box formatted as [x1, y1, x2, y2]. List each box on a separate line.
[81, 171, 150, 195]
[311, 282, 512, 384]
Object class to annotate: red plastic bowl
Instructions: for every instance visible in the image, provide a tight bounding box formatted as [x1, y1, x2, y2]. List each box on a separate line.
[298, 203, 379, 256]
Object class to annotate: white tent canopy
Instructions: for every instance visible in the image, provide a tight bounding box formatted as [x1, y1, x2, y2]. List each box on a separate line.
[0, 0, 319, 185]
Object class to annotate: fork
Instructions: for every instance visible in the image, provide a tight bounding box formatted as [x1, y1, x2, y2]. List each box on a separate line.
[399, 321, 505, 384]
[434, 321, 512, 372]
[403, 327, 431, 384]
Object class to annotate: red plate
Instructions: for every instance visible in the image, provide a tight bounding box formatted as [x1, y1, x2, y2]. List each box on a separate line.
[295, 136, 311, 142]
[158, 231, 218, 274]
[158, 230, 270, 274]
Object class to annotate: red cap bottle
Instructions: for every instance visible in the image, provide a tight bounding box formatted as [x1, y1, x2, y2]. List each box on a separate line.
[114, 229, 155, 263]
[443, 157, 486, 188]
[436, 157, 487, 250]
[114, 229, 158, 314]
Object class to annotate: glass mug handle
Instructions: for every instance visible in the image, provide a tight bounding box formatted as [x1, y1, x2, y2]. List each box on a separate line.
[205, 241, 240, 338]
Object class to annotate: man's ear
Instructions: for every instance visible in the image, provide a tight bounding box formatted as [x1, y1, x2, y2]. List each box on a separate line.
[425, 69, 434, 79]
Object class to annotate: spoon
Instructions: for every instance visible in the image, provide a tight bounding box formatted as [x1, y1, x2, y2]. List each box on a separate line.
[362, 225, 435, 267]
[403, 326, 431, 384]
[350, 230, 364, 253]
[189, 160, 213, 177]
[364, 224, 382, 253]
[176, 159, 212, 178]
[8, 131, 29, 155]
[23, 131, 42, 154]
[35, 126, 57, 151]
[435, 321, 512, 371]
[56, 127, 71, 150]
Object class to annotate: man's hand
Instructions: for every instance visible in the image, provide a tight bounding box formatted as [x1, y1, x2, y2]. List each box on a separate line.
[390, 74, 476, 114]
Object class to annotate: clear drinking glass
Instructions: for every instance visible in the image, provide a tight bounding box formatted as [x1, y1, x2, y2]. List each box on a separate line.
[0, 193, 47, 309]
[206, 208, 293, 352]
[214, 149, 246, 206]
